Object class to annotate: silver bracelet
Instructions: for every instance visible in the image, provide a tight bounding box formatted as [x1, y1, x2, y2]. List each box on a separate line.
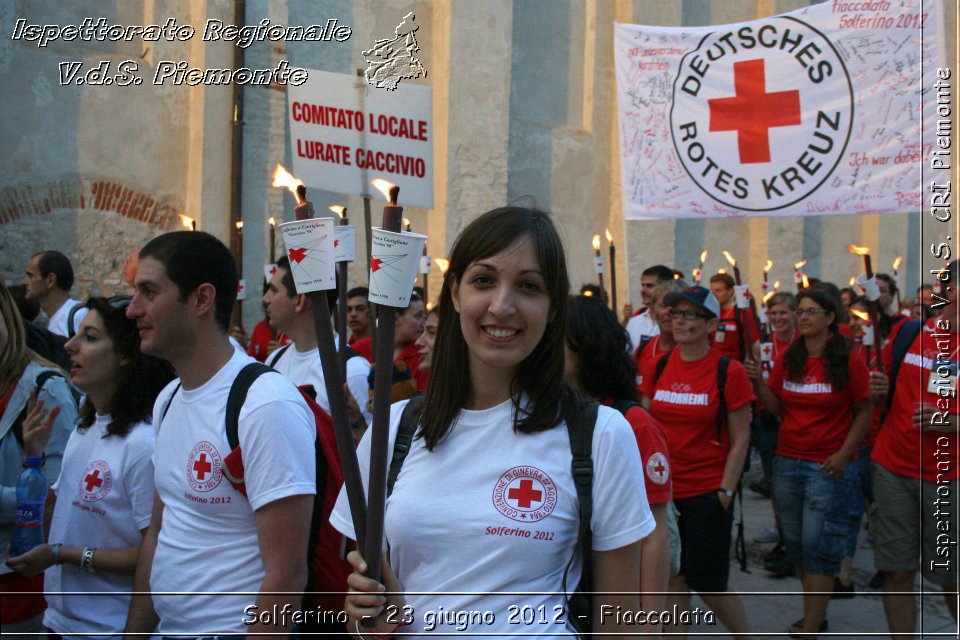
[80, 547, 96, 573]
[50, 543, 62, 565]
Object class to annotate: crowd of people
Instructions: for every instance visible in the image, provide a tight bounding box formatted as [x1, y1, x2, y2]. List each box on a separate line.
[0, 215, 956, 639]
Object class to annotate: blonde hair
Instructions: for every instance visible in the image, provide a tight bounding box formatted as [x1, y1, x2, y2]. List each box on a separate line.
[0, 279, 31, 398]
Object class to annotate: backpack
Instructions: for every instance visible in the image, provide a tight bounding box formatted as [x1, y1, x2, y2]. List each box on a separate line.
[9, 370, 75, 451]
[159, 362, 349, 612]
[66, 302, 83, 338]
[650, 352, 748, 571]
[886, 319, 924, 410]
[386, 395, 599, 637]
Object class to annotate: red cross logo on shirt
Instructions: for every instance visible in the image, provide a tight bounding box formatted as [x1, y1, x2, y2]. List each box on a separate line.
[508, 479, 543, 508]
[84, 469, 103, 492]
[289, 247, 307, 264]
[193, 453, 212, 480]
[709, 59, 801, 164]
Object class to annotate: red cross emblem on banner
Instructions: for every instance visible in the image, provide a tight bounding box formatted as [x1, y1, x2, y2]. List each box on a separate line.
[709, 59, 801, 164]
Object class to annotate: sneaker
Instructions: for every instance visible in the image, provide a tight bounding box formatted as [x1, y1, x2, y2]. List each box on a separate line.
[764, 543, 786, 563]
[869, 571, 884, 589]
[749, 478, 772, 498]
[764, 556, 796, 577]
[832, 576, 856, 598]
[753, 526, 780, 544]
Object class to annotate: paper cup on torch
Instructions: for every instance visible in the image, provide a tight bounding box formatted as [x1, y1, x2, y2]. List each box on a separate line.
[856, 273, 881, 302]
[368, 228, 428, 308]
[420, 255, 432, 274]
[278, 218, 337, 293]
[594, 256, 606, 274]
[333, 225, 357, 263]
[734, 285, 750, 309]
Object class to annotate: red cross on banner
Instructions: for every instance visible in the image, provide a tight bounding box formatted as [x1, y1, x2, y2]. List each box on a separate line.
[507, 479, 543, 508]
[194, 453, 212, 480]
[709, 58, 801, 164]
[84, 469, 103, 492]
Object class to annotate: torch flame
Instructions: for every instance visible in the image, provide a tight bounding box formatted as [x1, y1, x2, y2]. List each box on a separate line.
[794, 259, 807, 270]
[271, 164, 304, 196]
[692, 268, 702, 280]
[329, 206, 346, 218]
[846, 244, 870, 257]
[722, 250, 737, 266]
[371, 178, 396, 202]
[851, 309, 871, 322]
[179, 214, 195, 230]
[892, 256, 903, 272]
[850, 276, 857, 287]
[592, 235, 601, 251]
[718, 268, 727, 275]
[268, 216, 276, 227]
[802, 274, 810, 289]
[434, 258, 450, 273]
[700, 250, 708, 263]
[773, 281, 781, 290]
[605, 229, 613, 244]
[235, 220, 244, 231]
[403, 217, 411, 228]
[426, 301, 434, 311]
[762, 290, 776, 304]
[673, 273, 681, 280]
[764, 260, 773, 272]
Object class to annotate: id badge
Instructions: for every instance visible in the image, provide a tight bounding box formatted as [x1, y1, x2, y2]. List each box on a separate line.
[715, 329, 725, 343]
[928, 360, 958, 396]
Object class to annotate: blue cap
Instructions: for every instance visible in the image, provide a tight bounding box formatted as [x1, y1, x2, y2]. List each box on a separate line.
[663, 286, 721, 319]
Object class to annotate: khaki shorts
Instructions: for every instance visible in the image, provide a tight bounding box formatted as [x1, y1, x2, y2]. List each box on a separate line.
[872, 461, 960, 588]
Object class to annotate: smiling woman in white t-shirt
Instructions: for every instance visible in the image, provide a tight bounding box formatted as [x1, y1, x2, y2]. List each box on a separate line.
[7, 296, 175, 638]
[331, 207, 654, 639]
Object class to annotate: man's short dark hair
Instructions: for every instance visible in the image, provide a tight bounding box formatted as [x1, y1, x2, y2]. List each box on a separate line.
[139, 231, 237, 332]
[709, 273, 735, 289]
[33, 251, 75, 291]
[642, 265, 675, 282]
[275, 255, 338, 308]
[347, 286, 369, 299]
[876, 273, 898, 295]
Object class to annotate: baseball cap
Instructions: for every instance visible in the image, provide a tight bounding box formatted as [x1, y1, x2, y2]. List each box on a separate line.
[662, 286, 721, 319]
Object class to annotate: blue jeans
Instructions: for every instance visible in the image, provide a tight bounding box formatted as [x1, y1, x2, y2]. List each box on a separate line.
[773, 455, 854, 576]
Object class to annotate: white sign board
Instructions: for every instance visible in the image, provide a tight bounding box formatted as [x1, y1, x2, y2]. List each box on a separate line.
[288, 69, 434, 209]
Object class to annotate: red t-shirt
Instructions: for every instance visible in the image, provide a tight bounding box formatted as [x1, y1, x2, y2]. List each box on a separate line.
[850, 341, 883, 447]
[768, 349, 870, 462]
[352, 336, 374, 362]
[352, 339, 428, 393]
[873, 318, 959, 482]
[246, 320, 289, 363]
[639, 348, 755, 499]
[711, 306, 760, 361]
[614, 403, 672, 505]
[634, 335, 673, 389]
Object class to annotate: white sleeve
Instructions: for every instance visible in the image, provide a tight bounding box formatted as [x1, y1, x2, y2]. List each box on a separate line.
[346, 356, 373, 427]
[590, 406, 656, 551]
[238, 379, 317, 511]
[70, 305, 89, 335]
[123, 426, 157, 530]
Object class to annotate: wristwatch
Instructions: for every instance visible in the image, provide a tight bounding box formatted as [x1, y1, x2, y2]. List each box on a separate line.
[719, 487, 735, 498]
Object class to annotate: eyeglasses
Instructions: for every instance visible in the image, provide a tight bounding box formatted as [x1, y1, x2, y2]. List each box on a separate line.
[795, 307, 829, 317]
[106, 296, 132, 310]
[668, 309, 708, 320]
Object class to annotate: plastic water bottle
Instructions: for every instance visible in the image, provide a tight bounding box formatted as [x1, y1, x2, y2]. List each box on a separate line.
[11, 456, 47, 557]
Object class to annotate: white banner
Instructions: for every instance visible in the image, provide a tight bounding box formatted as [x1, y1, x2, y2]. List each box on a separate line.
[288, 69, 434, 209]
[614, 0, 944, 219]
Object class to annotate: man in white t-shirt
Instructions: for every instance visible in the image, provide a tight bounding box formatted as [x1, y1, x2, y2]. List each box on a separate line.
[625, 265, 675, 352]
[264, 256, 373, 434]
[123, 231, 316, 637]
[22, 250, 88, 337]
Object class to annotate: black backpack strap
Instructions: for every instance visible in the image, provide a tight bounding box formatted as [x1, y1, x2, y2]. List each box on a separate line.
[11, 370, 68, 451]
[159, 382, 182, 427]
[611, 399, 641, 416]
[386, 396, 425, 498]
[266, 344, 292, 369]
[341, 344, 360, 362]
[715, 356, 730, 443]
[225, 363, 276, 450]
[652, 353, 671, 386]
[561, 400, 598, 636]
[66, 303, 82, 338]
[887, 320, 924, 409]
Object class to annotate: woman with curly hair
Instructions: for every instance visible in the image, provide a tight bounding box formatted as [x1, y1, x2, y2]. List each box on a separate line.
[745, 288, 871, 638]
[7, 296, 175, 637]
[564, 294, 672, 634]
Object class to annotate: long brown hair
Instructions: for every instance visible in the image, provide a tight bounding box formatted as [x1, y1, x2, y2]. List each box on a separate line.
[0, 279, 31, 398]
[420, 207, 578, 450]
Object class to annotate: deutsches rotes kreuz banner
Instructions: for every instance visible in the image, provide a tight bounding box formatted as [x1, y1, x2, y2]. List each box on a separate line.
[614, 0, 945, 220]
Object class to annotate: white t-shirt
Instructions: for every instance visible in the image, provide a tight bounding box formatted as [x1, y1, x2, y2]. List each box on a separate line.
[269, 340, 373, 426]
[43, 416, 155, 637]
[330, 398, 654, 638]
[47, 298, 87, 337]
[625, 309, 660, 353]
[150, 350, 316, 635]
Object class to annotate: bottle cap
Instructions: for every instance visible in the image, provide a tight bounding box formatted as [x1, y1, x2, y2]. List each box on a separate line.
[25, 455, 43, 466]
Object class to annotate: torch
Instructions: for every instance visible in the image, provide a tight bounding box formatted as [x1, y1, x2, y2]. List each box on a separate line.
[722, 250, 763, 356]
[233, 220, 245, 329]
[794, 260, 808, 293]
[593, 235, 606, 303]
[606, 229, 617, 314]
[179, 214, 197, 231]
[268, 217, 277, 263]
[892, 256, 903, 313]
[696, 250, 708, 285]
[272, 172, 367, 547]
[331, 205, 351, 382]
[692, 268, 702, 287]
[364, 178, 405, 590]
[761, 260, 773, 294]
[848, 244, 882, 364]
[850, 308, 875, 369]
